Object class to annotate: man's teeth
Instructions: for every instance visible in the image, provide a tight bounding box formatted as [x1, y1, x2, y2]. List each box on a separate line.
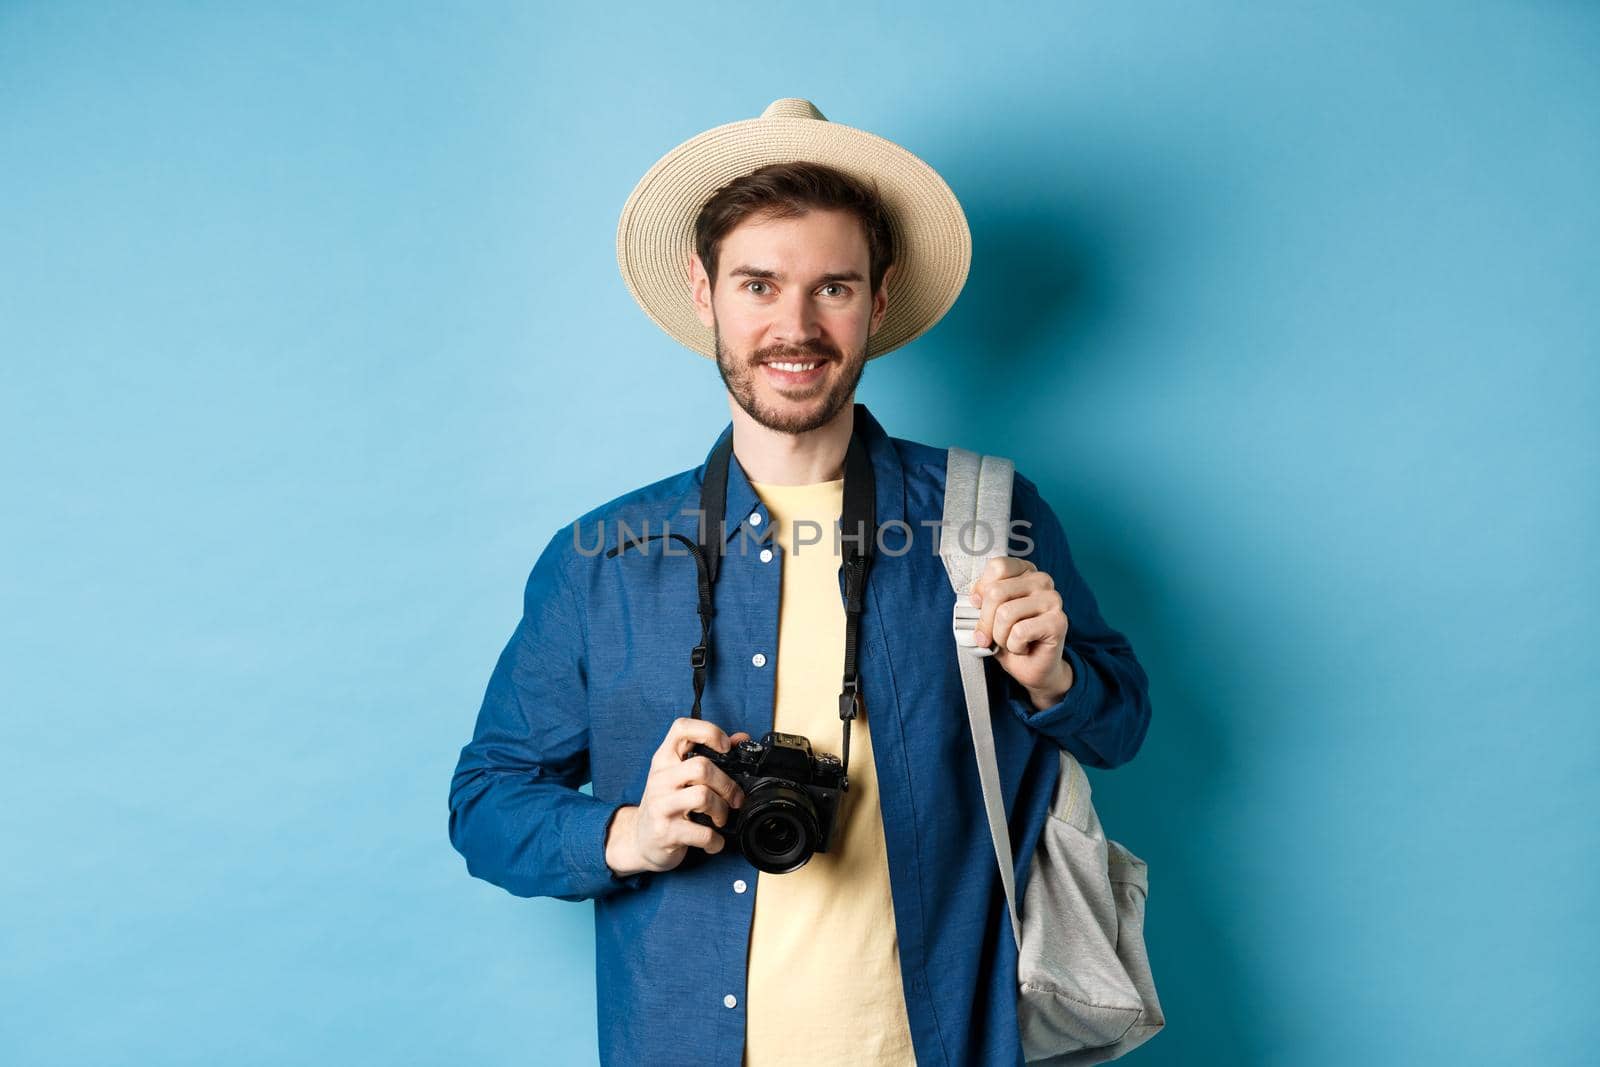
[769, 361, 820, 372]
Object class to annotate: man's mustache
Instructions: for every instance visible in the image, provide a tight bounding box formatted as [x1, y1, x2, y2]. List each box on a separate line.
[749, 339, 842, 364]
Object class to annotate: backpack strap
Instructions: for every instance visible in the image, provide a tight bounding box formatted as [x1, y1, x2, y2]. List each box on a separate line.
[940, 446, 1023, 948]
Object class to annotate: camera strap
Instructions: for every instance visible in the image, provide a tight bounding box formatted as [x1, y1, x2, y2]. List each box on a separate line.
[609, 419, 875, 780]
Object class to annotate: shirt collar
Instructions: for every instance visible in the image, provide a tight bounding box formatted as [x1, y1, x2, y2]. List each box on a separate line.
[696, 402, 906, 546]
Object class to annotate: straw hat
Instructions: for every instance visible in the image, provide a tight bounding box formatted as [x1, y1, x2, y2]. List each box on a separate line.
[615, 98, 971, 360]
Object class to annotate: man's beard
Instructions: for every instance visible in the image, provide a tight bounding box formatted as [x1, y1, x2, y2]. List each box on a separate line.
[713, 322, 867, 435]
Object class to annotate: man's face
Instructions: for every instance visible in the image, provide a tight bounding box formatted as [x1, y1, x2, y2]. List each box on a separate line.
[690, 208, 890, 435]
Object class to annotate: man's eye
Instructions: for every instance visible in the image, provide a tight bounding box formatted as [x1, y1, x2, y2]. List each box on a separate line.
[744, 281, 770, 296]
[820, 284, 849, 297]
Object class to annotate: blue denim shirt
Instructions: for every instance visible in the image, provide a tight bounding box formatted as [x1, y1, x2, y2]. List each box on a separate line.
[448, 403, 1152, 1066]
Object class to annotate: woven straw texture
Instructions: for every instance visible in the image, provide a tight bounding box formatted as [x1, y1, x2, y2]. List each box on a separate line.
[615, 98, 971, 359]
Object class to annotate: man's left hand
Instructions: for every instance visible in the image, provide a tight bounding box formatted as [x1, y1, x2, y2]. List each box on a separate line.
[969, 556, 1075, 711]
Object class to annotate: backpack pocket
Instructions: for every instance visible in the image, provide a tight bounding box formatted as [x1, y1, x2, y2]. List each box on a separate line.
[1015, 753, 1158, 1064]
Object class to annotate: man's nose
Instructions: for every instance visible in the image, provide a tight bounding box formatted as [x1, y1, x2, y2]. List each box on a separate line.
[770, 292, 821, 346]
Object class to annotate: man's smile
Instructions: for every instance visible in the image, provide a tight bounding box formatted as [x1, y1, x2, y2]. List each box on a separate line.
[760, 357, 831, 388]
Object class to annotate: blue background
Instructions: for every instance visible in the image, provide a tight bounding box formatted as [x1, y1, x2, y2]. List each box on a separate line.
[3, 2, 1595, 1064]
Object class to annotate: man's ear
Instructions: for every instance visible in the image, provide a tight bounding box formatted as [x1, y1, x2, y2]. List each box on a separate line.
[867, 263, 897, 336]
[689, 253, 716, 330]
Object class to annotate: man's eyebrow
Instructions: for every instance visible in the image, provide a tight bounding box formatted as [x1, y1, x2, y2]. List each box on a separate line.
[726, 266, 866, 284]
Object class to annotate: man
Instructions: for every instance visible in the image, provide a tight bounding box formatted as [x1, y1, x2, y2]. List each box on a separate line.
[448, 98, 1152, 1066]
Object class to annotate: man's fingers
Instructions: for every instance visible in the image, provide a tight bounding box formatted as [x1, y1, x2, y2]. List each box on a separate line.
[972, 569, 1051, 646]
[987, 589, 1044, 649]
[671, 755, 746, 810]
[974, 555, 1033, 588]
[673, 820, 723, 853]
[662, 783, 733, 828]
[1002, 610, 1066, 655]
[651, 717, 736, 769]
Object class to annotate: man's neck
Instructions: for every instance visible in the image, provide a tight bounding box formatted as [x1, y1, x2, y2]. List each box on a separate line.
[727, 396, 854, 485]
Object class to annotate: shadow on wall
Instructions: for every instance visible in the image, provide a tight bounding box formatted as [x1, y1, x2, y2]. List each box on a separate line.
[928, 185, 1276, 1065]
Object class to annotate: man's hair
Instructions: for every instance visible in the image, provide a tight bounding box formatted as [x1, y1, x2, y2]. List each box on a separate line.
[693, 161, 897, 296]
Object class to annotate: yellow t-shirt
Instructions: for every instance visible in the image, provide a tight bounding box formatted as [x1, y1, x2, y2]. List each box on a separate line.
[741, 477, 917, 1067]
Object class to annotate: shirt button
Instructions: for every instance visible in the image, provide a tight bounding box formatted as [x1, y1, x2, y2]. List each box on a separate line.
[749, 512, 763, 526]
[723, 993, 738, 1009]
[751, 652, 767, 668]
[733, 879, 748, 894]
[759, 548, 773, 563]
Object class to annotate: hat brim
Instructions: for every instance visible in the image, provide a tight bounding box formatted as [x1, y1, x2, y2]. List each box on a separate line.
[616, 115, 971, 359]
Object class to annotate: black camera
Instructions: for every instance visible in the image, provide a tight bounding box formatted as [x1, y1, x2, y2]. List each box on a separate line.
[686, 731, 847, 874]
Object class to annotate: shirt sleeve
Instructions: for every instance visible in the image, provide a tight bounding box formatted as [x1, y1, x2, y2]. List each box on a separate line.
[999, 473, 1153, 769]
[447, 523, 647, 901]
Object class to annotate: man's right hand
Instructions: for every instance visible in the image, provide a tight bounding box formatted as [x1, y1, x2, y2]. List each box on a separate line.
[604, 717, 750, 878]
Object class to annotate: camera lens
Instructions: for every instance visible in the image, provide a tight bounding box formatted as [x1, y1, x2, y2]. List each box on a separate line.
[754, 814, 798, 853]
[736, 784, 820, 874]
